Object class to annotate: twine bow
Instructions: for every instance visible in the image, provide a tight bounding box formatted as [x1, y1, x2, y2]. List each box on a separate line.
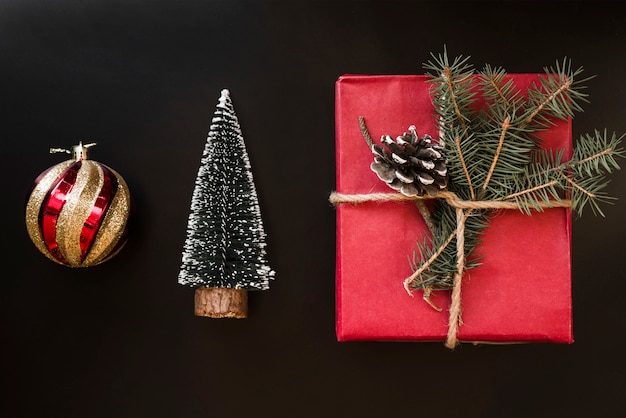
[329, 190, 571, 349]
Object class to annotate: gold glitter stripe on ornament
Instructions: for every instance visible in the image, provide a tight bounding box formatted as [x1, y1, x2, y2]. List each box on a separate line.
[56, 161, 103, 266]
[25, 161, 73, 265]
[83, 166, 131, 267]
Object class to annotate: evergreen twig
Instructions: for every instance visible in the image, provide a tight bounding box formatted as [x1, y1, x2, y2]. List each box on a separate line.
[405, 50, 624, 294]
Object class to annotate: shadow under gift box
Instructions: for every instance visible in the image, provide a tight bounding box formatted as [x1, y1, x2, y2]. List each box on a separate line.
[334, 75, 573, 344]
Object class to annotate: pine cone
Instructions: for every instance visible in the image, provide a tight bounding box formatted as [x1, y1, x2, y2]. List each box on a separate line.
[370, 126, 448, 196]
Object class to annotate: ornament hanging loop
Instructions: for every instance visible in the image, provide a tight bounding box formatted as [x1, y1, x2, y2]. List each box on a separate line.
[50, 141, 97, 161]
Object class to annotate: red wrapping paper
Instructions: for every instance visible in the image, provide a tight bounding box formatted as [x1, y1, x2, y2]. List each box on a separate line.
[335, 75, 573, 343]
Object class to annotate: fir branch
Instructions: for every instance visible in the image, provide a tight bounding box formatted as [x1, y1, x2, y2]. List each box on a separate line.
[404, 51, 623, 294]
[454, 135, 476, 200]
[480, 64, 523, 112]
[492, 130, 624, 217]
[562, 173, 596, 199]
[522, 58, 593, 129]
[486, 69, 511, 108]
[443, 67, 470, 140]
[504, 179, 560, 201]
[570, 176, 615, 217]
[569, 130, 624, 175]
[482, 116, 511, 193]
[575, 147, 615, 170]
[405, 227, 457, 294]
[524, 78, 572, 126]
[424, 47, 478, 144]
[503, 179, 562, 215]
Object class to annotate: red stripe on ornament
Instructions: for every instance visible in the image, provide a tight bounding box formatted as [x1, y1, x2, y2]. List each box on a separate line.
[39, 161, 82, 264]
[79, 164, 119, 261]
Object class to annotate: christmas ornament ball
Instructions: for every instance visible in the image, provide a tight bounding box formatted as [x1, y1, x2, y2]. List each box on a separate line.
[25, 143, 131, 267]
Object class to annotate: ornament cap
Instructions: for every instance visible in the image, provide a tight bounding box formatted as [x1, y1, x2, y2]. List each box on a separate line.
[50, 141, 97, 161]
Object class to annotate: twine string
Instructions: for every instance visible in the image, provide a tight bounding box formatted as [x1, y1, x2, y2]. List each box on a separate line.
[329, 190, 572, 349]
[329, 191, 571, 210]
[445, 207, 466, 349]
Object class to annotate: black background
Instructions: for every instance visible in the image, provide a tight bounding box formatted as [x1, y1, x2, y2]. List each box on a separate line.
[2, 1, 625, 417]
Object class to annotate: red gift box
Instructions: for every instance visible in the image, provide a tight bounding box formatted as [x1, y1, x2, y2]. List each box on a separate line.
[334, 74, 573, 344]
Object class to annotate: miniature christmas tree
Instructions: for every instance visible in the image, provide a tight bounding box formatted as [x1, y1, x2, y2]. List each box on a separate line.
[178, 89, 275, 318]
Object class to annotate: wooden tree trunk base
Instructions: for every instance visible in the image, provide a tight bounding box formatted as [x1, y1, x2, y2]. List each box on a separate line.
[194, 287, 248, 318]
